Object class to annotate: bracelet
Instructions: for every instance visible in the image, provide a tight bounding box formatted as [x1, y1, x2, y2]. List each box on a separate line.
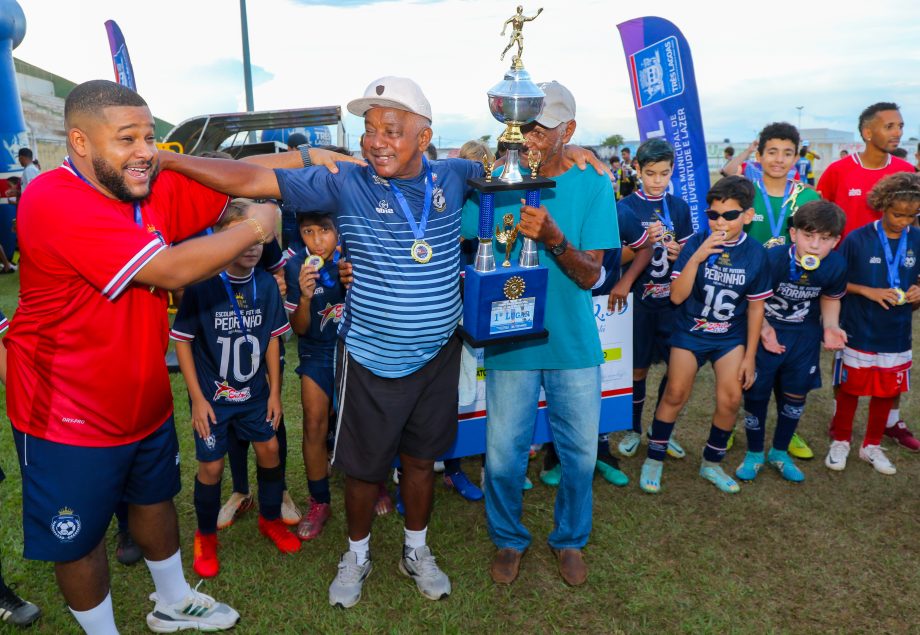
[246, 217, 268, 244]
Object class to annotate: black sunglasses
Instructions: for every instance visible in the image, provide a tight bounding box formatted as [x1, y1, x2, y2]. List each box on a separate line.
[705, 209, 744, 221]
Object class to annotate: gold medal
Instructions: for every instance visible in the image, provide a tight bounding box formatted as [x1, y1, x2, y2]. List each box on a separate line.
[765, 236, 786, 248]
[662, 230, 676, 244]
[411, 240, 433, 264]
[304, 254, 324, 269]
[894, 288, 907, 305]
[800, 254, 820, 271]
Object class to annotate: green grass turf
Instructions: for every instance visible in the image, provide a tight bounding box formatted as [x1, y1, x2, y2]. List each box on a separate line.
[0, 270, 917, 634]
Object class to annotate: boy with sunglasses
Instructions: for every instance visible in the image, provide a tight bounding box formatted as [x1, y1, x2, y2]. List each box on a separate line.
[284, 212, 346, 540]
[639, 176, 773, 494]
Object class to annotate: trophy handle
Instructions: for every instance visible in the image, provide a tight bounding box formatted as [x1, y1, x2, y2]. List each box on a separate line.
[475, 192, 496, 272]
[519, 188, 541, 268]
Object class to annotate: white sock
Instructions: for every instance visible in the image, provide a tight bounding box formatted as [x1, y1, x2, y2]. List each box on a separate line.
[404, 526, 428, 550]
[349, 534, 370, 565]
[887, 409, 901, 428]
[70, 592, 119, 635]
[145, 550, 192, 605]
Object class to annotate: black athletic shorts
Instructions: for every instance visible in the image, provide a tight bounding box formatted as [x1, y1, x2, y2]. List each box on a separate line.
[331, 335, 461, 482]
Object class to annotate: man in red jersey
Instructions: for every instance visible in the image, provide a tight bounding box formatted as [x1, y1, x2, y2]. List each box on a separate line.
[4, 80, 281, 634]
[817, 102, 919, 452]
[817, 102, 913, 240]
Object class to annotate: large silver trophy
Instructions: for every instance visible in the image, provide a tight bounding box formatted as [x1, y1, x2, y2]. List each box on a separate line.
[460, 6, 551, 346]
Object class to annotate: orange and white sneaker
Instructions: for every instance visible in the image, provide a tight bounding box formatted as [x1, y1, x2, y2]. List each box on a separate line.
[258, 516, 301, 554]
[216, 492, 254, 530]
[281, 490, 302, 526]
[193, 531, 220, 578]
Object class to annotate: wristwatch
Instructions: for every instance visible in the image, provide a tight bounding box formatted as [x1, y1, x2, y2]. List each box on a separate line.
[549, 235, 568, 257]
[297, 143, 313, 168]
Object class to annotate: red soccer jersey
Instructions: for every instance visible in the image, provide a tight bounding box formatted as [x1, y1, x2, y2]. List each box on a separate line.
[816, 153, 915, 240]
[6, 164, 228, 447]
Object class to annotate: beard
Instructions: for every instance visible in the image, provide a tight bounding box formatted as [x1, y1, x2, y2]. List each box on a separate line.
[91, 155, 156, 202]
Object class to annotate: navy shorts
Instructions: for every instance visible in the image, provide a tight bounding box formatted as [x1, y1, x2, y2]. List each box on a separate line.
[14, 416, 181, 562]
[670, 332, 744, 368]
[747, 327, 822, 400]
[633, 302, 674, 369]
[296, 358, 335, 400]
[194, 401, 275, 463]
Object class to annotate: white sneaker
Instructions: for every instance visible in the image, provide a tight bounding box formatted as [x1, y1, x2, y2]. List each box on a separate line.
[329, 551, 372, 609]
[859, 444, 896, 475]
[617, 431, 642, 457]
[216, 492, 253, 530]
[398, 545, 451, 600]
[281, 490, 302, 525]
[146, 582, 239, 633]
[825, 440, 850, 471]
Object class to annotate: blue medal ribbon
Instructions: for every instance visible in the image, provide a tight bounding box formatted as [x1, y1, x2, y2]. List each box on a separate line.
[789, 246, 801, 281]
[876, 220, 908, 291]
[387, 157, 433, 253]
[756, 176, 794, 240]
[219, 271, 256, 339]
[66, 157, 143, 227]
[639, 188, 673, 233]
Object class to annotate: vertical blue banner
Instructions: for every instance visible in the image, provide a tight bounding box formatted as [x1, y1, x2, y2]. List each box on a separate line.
[104, 20, 137, 91]
[617, 17, 710, 231]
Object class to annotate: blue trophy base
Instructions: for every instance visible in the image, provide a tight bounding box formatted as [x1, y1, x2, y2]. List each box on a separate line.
[461, 263, 548, 346]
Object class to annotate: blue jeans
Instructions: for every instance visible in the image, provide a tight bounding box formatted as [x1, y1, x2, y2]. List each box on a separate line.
[484, 367, 601, 551]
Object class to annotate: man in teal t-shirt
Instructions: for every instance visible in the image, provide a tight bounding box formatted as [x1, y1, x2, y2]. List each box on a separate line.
[462, 82, 618, 588]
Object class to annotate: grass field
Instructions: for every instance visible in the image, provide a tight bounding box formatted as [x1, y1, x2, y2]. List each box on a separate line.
[0, 270, 917, 635]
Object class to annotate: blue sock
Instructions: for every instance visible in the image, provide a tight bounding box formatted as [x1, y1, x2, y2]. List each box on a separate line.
[194, 477, 221, 535]
[276, 418, 289, 491]
[257, 464, 284, 521]
[632, 379, 646, 433]
[702, 425, 732, 463]
[114, 501, 130, 533]
[647, 418, 675, 461]
[226, 424, 250, 495]
[443, 457, 462, 476]
[308, 477, 331, 505]
[773, 395, 806, 451]
[743, 397, 769, 453]
[597, 434, 612, 458]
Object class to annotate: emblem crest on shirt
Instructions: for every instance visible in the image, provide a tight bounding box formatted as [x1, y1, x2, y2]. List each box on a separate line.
[642, 281, 670, 299]
[51, 507, 82, 542]
[691, 318, 729, 333]
[905, 250, 916, 268]
[376, 199, 394, 214]
[717, 252, 732, 267]
[432, 186, 446, 212]
[213, 380, 251, 403]
[234, 291, 248, 309]
[318, 302, 344, 331]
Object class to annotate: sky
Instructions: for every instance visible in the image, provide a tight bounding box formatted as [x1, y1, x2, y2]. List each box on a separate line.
[12, 0, 920, 150]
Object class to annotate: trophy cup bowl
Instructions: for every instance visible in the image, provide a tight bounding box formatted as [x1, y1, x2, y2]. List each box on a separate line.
[487, 65, 544, 183]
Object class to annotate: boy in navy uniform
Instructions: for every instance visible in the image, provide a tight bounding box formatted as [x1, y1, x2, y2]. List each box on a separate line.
[284, 212, 346, 541]
[607, 138, 696, 460]
[640, 176, 773, 494]
[171, 199, 299, 578]
[827, 172, 920, 475]
[738, 201, 848, 483]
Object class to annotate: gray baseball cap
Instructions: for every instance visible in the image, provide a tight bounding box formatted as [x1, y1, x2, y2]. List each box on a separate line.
[535, 81, 576, 128]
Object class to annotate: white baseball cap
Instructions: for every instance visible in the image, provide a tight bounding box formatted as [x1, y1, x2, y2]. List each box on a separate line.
[535, 81, 576, 128]
[347, 76, 432, 123]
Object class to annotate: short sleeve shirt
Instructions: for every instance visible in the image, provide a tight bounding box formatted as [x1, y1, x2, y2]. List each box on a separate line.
[461, 165, 619, 370]
[671, 232, 773, 343]
[170, 269, 291, 406]
[284, 247, 346, 365]
[763, 246, 846, 330]
[6, 165, 228, 446]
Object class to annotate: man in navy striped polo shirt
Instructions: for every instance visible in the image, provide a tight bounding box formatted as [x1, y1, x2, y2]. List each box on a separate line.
[161, 75, 609, 608]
